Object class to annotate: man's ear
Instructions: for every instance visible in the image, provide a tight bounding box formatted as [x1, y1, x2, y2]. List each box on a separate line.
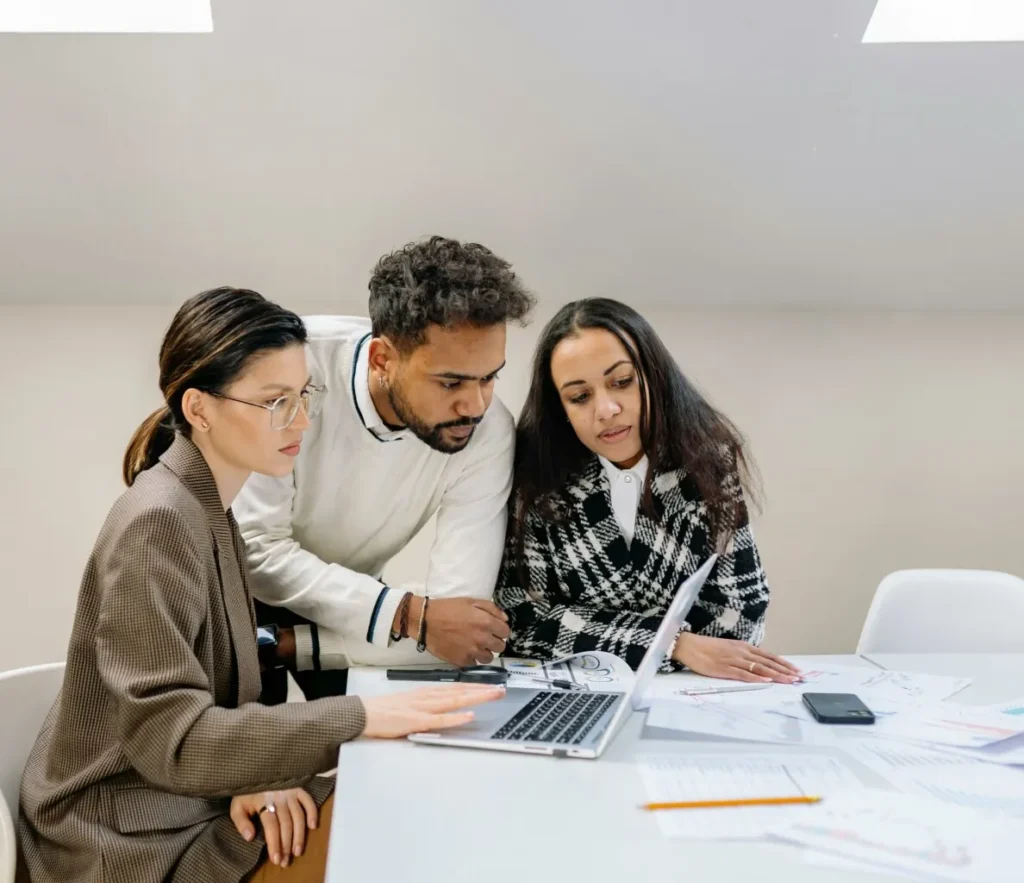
[368, 336, 401, 382]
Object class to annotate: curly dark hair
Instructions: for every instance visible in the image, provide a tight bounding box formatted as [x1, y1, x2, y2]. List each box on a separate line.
[368, 236, 535, 350]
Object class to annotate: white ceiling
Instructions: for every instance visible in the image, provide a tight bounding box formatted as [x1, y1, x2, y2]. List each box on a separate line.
[1, 0, 1023, 308]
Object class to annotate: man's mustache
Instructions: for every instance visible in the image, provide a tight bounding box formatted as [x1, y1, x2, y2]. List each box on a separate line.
[434, 417, 482, 430]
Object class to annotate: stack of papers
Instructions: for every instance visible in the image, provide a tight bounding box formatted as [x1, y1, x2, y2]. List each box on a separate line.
[644, 662, 1024, 756]
[635, 663, 1024, 878]
[879, 697, 1024, 767]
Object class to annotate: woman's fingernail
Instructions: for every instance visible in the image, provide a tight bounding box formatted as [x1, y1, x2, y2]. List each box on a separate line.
[272, 853, 280, 865]
[244, 830, 252, 841]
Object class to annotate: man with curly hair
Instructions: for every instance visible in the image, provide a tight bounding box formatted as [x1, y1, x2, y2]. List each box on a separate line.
[235, 237, 535, 701]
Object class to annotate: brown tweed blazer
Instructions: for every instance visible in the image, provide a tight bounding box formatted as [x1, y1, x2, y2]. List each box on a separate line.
[17, 436, 365, 883]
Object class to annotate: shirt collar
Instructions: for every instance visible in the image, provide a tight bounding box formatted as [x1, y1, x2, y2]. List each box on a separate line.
[598, 453, 649, 486]
[351, 333, 408, 442]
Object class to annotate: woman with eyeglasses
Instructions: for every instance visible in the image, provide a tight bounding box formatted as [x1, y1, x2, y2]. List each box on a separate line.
[17, 288, 501, 883]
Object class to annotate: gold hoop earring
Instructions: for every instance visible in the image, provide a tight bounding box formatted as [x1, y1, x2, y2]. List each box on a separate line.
[201, 421, 210, 430]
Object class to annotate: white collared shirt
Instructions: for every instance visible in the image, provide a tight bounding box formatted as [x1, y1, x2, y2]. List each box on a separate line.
[598, 454, 649, 548]
[233, 315, 515, 669]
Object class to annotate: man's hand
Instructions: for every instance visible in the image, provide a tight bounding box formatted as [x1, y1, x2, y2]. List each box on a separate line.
[403, 596, 510, 666]
[256, 627, 296, 673]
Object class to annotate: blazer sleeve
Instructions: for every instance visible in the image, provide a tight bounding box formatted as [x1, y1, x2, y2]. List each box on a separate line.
[685, 475, 770, 645]
[495, 506, 675, 672]
[95, 506, 367, 799]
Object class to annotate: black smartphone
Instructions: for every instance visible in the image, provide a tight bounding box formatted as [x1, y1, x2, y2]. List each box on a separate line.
[801, 692, 875, 724]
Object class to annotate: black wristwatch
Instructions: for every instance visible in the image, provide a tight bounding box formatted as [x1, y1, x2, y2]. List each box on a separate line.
[256, 624, 282, 670]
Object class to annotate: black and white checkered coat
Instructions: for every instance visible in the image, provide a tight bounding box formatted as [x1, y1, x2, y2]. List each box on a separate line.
[496, 455, 770, 671]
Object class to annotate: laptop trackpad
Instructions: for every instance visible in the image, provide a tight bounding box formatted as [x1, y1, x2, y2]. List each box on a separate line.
[436, 688, 539, 736]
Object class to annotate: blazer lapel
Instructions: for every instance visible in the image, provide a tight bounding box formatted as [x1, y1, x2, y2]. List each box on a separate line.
[225, 509, 262, 703]
[571, 457, 632, 571]
[159, 436, 262, 706]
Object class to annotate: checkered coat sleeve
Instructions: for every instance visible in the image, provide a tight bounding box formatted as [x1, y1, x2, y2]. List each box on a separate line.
[496, 457, 770, 671]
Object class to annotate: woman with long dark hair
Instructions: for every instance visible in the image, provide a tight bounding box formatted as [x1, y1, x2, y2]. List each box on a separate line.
[496, 298, 799, 682]
[18, 288, 500, 883]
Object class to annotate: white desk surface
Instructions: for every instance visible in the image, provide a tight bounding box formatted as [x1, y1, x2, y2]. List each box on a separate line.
[326, 654, 1024, 883]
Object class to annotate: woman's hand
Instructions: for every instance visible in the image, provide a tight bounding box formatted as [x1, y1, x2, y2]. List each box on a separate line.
[673, 633, 802, 683]
[361, 683, 505, 738]
[229, 788, 318, 868]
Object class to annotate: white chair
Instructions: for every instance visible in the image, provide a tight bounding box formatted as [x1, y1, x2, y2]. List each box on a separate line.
[0, 661, 66, 880]
[0, 793, 15, 883]
[857, 569, 1024, 654]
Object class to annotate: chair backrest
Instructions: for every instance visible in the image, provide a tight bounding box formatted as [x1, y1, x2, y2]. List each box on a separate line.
[0, 790, 15, 883]
[857, 569, 1024, 654]
[0, 663, 65, 819]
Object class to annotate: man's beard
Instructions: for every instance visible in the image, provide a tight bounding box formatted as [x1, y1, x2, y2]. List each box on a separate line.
[387, 382, 481, 454]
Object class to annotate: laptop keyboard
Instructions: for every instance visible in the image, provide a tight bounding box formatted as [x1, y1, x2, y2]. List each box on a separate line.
[491, 691, 619, 745]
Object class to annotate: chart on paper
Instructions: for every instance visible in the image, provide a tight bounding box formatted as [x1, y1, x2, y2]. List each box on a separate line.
[794, 664, 971, 708]
[843, 742, 1024, 817]
[994, 697, 1024, 717]
[775, 792, 1020, 882]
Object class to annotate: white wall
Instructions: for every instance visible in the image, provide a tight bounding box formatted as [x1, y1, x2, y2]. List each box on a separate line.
[3, 0, 1024, 310]
[2, 303, 1021, 673]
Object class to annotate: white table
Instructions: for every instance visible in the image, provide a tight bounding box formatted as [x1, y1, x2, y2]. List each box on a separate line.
[326, 654, 1024, 883]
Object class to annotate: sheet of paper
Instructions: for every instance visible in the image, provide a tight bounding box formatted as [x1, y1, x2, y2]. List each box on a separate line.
[992, 697, 1024, 717]
[644, 663, 970, 711]
[911, 731, 1024, 767]
[501, 651, 634, 692]
[636, 753, 865, 840]
[842, 742, 1024, 816]
[791, 664, 971, 710]
[772, 790, 1022, 883]
[757, 693, 1024, 750]
[802, 850, 926, 881]
[868, 701, 1024, 749]
[646, 696, 810, 744]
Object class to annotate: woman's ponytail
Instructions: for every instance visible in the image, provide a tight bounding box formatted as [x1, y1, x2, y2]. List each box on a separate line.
[122, 405, 175, 486]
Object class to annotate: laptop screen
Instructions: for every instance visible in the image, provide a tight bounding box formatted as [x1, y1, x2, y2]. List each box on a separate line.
[628, 554, 718, 711]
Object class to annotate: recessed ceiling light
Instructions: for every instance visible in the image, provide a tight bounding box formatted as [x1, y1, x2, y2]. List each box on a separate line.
[863, 0, 1024, 43]
[0, 0, 213, 33]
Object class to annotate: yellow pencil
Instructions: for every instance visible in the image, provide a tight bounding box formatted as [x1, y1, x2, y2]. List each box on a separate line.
[641, 795, 822, 811]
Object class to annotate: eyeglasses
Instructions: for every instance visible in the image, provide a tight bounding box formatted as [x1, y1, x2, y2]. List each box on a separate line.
[204, 383, 326, 430]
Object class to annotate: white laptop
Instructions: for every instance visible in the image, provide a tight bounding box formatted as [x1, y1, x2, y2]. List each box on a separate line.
[408, 554, 718, 759]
